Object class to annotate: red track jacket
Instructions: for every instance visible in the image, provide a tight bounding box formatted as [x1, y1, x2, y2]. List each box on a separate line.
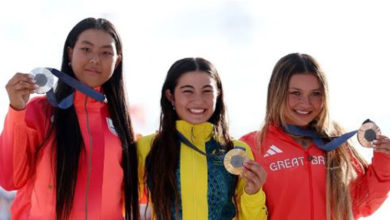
[0, 91, 125, 219]
[240, 124, 390, 220]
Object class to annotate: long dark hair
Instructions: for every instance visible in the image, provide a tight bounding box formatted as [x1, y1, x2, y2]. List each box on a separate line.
[53, 17, 139, 220]
[145, 57, 234, 219]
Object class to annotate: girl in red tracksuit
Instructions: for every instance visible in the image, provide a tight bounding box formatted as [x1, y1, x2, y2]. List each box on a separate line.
[240, 53, 390, 220]
[0, 18, 139, 220]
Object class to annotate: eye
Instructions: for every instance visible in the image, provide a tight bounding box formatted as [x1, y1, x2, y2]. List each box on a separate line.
[290, 91, 301, 96]
[102, 51, 114, 56]
[182, 89, 193, 94]
[311, 91, 322, 97]
[203, 89, 213, 93]
[81, 47, 91, 52]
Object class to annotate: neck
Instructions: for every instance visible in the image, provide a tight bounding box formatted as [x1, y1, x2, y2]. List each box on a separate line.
[290, 135, 312, 149]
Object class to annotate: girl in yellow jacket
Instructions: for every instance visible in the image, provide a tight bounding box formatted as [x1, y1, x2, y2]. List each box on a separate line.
[137, 57, 267, 220]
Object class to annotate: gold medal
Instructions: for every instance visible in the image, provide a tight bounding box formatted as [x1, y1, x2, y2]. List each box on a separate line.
[357, 121, 381, 148]
[224, 148, 248, 175]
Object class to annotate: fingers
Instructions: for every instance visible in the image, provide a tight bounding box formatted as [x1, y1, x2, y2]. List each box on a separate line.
[7, 73, 34, 87]
[374, 148, 390, 154]
[241, 160, 267, 195]
[5, 73, 37, 110]
[373, 135, 390, 154]
[6, 73, 36, 92]
[14, 80, 37, 91]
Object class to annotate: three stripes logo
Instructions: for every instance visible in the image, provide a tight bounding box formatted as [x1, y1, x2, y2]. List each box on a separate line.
[264, 145, 283, 157]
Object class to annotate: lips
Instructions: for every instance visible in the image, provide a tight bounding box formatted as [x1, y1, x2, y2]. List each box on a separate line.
[295, 110, 311, 115]
[85, 68, 101, 74]
[189, 108, 206, 114]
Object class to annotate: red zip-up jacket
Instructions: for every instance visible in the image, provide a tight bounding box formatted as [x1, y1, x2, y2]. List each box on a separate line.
[240, 124, 390, 220]
[0, 90, 125, 219]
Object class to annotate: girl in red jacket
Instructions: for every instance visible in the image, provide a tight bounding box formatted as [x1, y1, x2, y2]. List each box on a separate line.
[240, 53, 390, 220]
[0, 18, 139, 219]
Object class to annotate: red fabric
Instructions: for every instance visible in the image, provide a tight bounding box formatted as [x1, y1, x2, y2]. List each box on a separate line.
[240, 124, 390, 220]
[0, 90, 125, 219]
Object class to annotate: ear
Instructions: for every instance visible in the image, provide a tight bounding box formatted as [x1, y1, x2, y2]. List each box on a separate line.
[67, 47, 73, 63]
[115, 54, 122, 68]
[165, 89, 174, 104]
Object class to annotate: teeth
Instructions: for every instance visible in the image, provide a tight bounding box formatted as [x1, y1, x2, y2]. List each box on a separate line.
[190, 109, 205, 113]
[296, 110, 309, 115]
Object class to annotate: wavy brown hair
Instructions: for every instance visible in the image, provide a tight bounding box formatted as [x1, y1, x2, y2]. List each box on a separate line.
[257, 53, 368, 220]
[145, 57, 235, 219]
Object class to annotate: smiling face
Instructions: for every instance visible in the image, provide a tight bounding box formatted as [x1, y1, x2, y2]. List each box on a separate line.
[284, 73, 324, 127]
[166, 71, 219, 124]
[67, 29, 121, 87]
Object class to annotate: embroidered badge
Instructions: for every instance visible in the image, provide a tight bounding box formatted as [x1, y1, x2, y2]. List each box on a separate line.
[106, 118, 118, 136]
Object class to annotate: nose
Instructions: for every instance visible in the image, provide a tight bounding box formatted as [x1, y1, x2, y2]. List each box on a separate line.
[89, 53, 100, 64]
[299, 95, 311, 106]
[192, 92, 205, 104]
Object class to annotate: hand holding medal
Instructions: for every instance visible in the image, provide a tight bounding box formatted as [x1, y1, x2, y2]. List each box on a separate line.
[224, 147, 267, 194]
[29, 67, 55, 94]
[285, 119, 387, 152]
[357, 119, 381, 148]
[6, 72, 37, 110]
[358, 120, 390, 154]
[224, 147, 248, 175]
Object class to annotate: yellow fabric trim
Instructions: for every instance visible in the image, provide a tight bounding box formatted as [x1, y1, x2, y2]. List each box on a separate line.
[233, 140, 268, 220]
[137, 134, 155, 209]
[177, 120, 214, 220]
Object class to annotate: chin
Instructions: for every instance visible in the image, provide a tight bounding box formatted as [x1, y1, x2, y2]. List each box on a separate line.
[186, 118, 207, 125]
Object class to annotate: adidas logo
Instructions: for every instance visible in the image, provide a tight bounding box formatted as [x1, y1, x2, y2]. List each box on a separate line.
[264, 145, 283, 157]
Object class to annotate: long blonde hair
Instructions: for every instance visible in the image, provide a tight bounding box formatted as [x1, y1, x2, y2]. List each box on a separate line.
[257, 53, 368, 220]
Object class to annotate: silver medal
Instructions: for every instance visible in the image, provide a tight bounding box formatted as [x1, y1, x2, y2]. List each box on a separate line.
[30, 67, 54, 94]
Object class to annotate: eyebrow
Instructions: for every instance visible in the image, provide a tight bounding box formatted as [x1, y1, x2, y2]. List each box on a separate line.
[179, 84, 214, 89]
[80, 40, 114, 49]
[179, 85, 194, 90]
[289, 87, 321, 91]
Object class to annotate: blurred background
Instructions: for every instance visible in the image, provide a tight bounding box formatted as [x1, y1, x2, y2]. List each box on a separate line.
[0, 0, 389, 219]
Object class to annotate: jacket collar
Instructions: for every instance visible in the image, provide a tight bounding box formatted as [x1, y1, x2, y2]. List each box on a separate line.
[268, 123, 316, 150]
[268, 123, 298, 145]
[176, 120, 214, 144]
[73, 87, 106, 110]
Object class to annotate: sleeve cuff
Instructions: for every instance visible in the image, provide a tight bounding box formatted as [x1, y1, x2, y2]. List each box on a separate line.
[241, 188, 266, 208]
[7, 105, 27, 124]
[372, 151, 390, 180]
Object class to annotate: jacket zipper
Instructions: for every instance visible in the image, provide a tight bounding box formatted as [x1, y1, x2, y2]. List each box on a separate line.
[306, 151, 315, 220]
[84, 96, 93, 220]
[190, 126, 197, 219]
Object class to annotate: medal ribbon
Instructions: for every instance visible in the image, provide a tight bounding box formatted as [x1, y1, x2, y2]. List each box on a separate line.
[45, 68, 106, 109]
[176, 132, 245, 160]
[283, 125, 358, 152]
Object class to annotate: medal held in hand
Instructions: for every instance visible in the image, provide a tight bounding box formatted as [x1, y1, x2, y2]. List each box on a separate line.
[284, 119, 381, 152]
[224, 147, 248, 175]
[28, 67, 106, 109]
[30, 67, 55, 94]
[357, 119, 381, 148]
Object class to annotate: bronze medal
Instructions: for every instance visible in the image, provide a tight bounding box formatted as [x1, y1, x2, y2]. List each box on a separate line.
[357, 121, 381, 148]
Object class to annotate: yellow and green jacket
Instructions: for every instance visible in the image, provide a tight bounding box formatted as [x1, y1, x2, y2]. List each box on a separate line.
[137, 120, 267, 220]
